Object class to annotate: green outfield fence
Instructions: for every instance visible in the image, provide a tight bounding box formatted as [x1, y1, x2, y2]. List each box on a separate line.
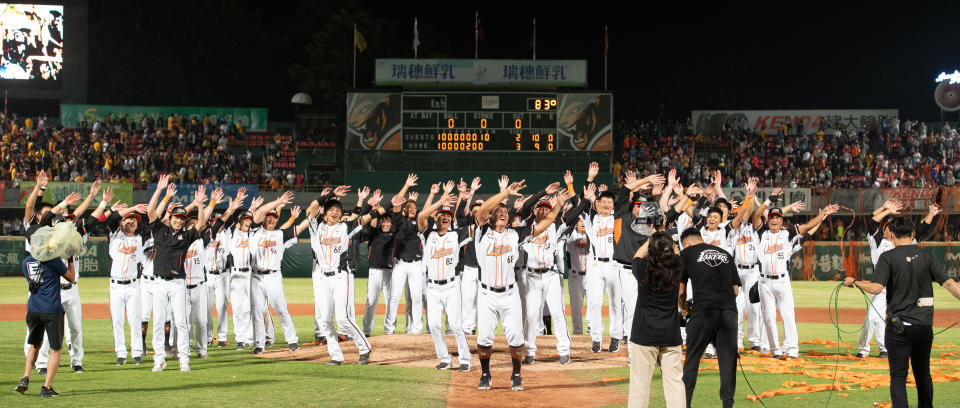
[2, 237, 958, 281]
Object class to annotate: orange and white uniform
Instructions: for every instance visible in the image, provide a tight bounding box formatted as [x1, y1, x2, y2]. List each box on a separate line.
[108, 228, 144, 360]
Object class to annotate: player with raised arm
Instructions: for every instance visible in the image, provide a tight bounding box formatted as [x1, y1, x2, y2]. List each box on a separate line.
[105, 199, 150, 366]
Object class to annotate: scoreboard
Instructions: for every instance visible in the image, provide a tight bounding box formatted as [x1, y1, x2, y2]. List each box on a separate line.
[346, 92, 613, 152]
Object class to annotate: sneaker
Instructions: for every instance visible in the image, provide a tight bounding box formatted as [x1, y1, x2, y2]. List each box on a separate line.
[217, 341, 226, 348]
[265, 341, 273, 348]
[750, 346, 762, 352]
[511, 374, 524, 391]
[608, 338, 620, 353]
[235, 342, 245, 351]
[72, 365, 84, 373]
[326, 360, 342, 366]
[133, 357, 142, 365]
[152, 361, 167, 372]
[289, 343, 300, 351]
[435, 362, 451, 370]
[855, 352, 866, 359]
[115, 357, 126, 366]
[559, 355, 571, 365]
[458, 363, 470, 372]
[359, 352, 371, 365]
[772, 354, 782, 360]
[180, 362, 190, 372]
[37, 368, 47, 375]
[591, 341, 601, 353]
[165, 345, 173, 354]
[523, 355, 534, 365]
[15, 376, 28, 394]
[471, 329, 476, 335]
[252, 347, 263, 355]
[198, 352, 209, 359]
[478, 373, 492, 390]
[878, 351, 888, 358]
[40, 386, 59, 398]
[704, 353, 716, 359]
[621, 336, 628, 344]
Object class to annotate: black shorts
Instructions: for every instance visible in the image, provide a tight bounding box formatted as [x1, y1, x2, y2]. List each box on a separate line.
[26, 311, 65, 351]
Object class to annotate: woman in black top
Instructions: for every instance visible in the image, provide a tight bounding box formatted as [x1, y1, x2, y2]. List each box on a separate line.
[628, 231, 685, 408]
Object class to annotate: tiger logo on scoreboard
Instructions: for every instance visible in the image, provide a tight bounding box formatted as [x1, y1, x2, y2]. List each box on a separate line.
[346, 93, 403, 150]
[558, 94, 612, 151]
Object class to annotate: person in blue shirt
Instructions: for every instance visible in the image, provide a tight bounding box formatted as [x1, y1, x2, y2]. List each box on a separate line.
[18, 255, 76, 398]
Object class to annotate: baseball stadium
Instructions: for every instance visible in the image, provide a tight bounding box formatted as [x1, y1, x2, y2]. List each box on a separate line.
[0, 2, 959, 408]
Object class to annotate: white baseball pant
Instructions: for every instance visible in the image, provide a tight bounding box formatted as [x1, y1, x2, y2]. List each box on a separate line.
[858, 290, 887, 355]
[619, 263, 638, 342]
[317, 271, 370, 361]
[186, 283, 208, 355]
[35, 285, 84, 368]
[477, 286, 524, 347]
[516, 268, 528, 334]
[206, 271, 230, 342]
[386, 260, 423, 335]
[427, 277, 471, 365]
[251, 271, 298, 348]
[586, 259, 622, 343]
[363, 267, 392, 336]
[759, 276, 798, 357]
[152, 278, 189, 365]
[230, 268, 253, 344]
[460, 266, 479, 333]
[110, 281, 143, 359]
[736, 266, 765, 349]
[141, 276, 157, 322]
[568, 270, 587, 335]
[523, 269, 571, 358]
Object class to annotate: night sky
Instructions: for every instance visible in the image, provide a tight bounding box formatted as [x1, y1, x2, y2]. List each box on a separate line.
[84, 1, 960, 122]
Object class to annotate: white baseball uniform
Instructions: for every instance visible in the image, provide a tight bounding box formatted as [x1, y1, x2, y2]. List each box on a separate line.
[422, 220, 472, 366]
[225, 224, 257, 345]
[756, 224, 807, 358]
[583, 212, 621, 343]
[475, 224, 532, 348]
[108, 227, 144, 360]
[520, 223, 571, 358]
[140, 240, 158, 324]
[250, 227, 299, 348]
[205, 230, 230, 343]
[727, 222, 767, 350]
[309, 217, 371, 361]
[184, 239, 208, 356]
[565, 230, 590, 335]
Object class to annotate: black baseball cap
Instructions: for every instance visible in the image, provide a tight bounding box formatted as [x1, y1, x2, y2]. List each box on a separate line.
[438, 206, 455, 217]
[768, 208, 783, 218]
[171, 207, 188, 218]
[240, 210, 254, 219]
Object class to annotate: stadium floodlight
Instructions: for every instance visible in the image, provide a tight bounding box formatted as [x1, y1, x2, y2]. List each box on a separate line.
[291, 92, 313, 105]
[935, 70, 960, 84]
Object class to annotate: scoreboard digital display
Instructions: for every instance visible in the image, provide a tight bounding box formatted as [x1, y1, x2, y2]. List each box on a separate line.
[346, 92, 613, 152]
[402, 93, 562, 152]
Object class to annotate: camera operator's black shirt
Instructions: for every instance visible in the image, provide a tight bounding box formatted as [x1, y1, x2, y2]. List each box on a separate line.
[872, 245, 948, 326]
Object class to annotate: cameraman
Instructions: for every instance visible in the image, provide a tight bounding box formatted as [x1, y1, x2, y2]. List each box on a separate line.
[844, 216, 960, 408]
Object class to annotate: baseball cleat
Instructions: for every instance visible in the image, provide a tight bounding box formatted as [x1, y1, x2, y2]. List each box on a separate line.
[165, 345, 173, 354]
[878, 351, 888, 358]
[37, 368, 47, 375]
[318, 337, 328, 345]
[559, 355, 571, 365]
[289, 343, 300, 351]
[72, 365, 84, 373]
[621, 336, 628, 344]
[364, 332, 372, 338]
[855, 353, 866, 359]
[435, 362, 451, 370]
[608, 338, 620, 353]
[458, 363, 470, 372]
[235, 342, 245, 350]
[180, 362, 191, 372]
[252, 347, 263, 355]
[198, 352, 209, 359]
[511, 374, 524, 391]
[326, 360, 342, 366]
[523, 355, 534, 365]
[264, 341, 273, 348]
[772, 354, 783, 360]
[15, 376, 28, 394]
[115, 357, 126, 366]
[358, 352, 371, 365]
[217, 341, 226, 348]
[750, 346, 762, 352]
[591, 341, 601, 353]
[152, 361, 167, 372]
[704, 353, 716, 359]
[478, 373, 492, 390]
[133, 357, 142, 365]
[40, 386, 59, 398]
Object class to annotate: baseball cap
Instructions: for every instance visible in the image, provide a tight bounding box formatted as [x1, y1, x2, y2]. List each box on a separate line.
[535, 200, 552, 210]
[123, 212, 142, 223]
[170, 207, 188, 218]
[211, 211, 223, 221]
[240, 210, 254, 219]
[768, 208, 784, 218]
[438, 206, 455, 217]
[265, 210, 279, 218]
[187, 211, 199, 221]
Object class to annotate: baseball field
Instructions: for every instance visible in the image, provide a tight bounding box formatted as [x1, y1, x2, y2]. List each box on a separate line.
[0, 278, 958, 407]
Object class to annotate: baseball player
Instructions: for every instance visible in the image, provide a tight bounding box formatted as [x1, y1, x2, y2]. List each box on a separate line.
[145, 176, 219, 372]
[224, 196, 265, 350]
[140, 237, 160, 353]
[385, 174, 425, 335]
[418, 185, 472, 371]
[565, 218, 591, 334]
[454, 177, 483, 335]
[305, 188, 342, 343]
[751, 195, 837, 359]
[474, 177, 570, 391]
[307, 188, 381, 365]
[360, 207, 397, 337]
[583, 186, 622, 353]
[724, 181, 768, 352]
[106, 204, 149, 366]
[183, 219, 210, 359]
[249, 192, 304, 354]
[204, 213, 231, 347]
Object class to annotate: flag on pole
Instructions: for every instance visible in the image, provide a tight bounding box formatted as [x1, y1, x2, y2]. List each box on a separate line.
[604, 25, 608, 59]
[476, 12, 484, 40]
[413, 18, 420, 58]
[531, 18, 536, 60]
[355, 26, 367, 53]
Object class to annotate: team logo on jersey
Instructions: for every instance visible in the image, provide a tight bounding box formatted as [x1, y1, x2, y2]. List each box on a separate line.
[736, 236, 753, 245]
[185, 248, 201, 258]
[576, 239, 588, 249]
[486, 243, 513, 256]
[235, 238, 249, 248]
[118, 243, 139, 254]
[320, 236, 342, 245]
[530, 234, 550, 245]
[763, 243, 783, 254]
[597, 227, 614, 237]
[430, 247, 455, 259]
[259, 239, 277, 248]
[696, 249, 730, 267]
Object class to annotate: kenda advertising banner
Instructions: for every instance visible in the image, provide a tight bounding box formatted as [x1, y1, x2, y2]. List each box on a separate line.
[61, 104, 269, 130]
[18, 181, 133, 207]
[691, 109, 899, 137]
[145, 184, 258, 209]
[375, 59, 587, 87]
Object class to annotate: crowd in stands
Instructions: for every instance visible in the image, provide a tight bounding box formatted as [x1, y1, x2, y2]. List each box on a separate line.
[615, 117, 960, 189]
[0, 112, 336, 190]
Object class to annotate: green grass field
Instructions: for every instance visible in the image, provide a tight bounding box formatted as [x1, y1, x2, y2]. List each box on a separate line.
[1, 278, 958, 407]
